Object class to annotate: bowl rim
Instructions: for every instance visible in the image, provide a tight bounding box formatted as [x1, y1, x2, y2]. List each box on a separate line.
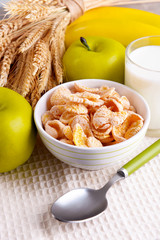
[34, 79, 150, 151]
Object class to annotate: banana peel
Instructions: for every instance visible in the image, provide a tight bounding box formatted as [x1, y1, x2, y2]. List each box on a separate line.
[65, 19, 160, 48]
[70, 7, 160, 29]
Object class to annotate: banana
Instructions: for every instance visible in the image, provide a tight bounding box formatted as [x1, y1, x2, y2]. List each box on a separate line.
[70, 7, 160, 29]
[65, 19, 160, 48]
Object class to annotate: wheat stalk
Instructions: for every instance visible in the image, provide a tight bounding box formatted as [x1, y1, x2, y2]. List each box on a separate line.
[30, 73, 41, 108]
[32, 39, 49, 75]
[38, 48, 52, 94]
[0, 16, 28, 38]
[5, 1, 66, 21]
[47, 73, 57, 91]
[10, 52, 27, 91]
[19, 48, 38, 98]
[0, 35, 12, 59]
[19, 21, 52, 53]
[50, 12, 70, 84]
[0, 38, 23, 86]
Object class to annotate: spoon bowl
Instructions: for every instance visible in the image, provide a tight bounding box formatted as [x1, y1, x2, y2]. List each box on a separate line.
[52, 188, 108, 222]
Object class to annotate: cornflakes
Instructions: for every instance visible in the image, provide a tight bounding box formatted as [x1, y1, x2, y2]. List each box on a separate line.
[77, 92, 100, 100]
[42, 83, 144, 148]
[97, 135, 114, 144]
[45, 121, 58, 139]
[92, 126, 112, 137]
[112, 112, 144, 143]
[105, 98, 123, 112]
[60, 138, 74, 145]
[100, 87, 116, 99]
[119, 96, 130, 110]
[50, 105, 65, 119]
[50, 86, 71, 106]
[74, 82, 99, 93]
[63, 125, 73, 141]
[84, 98, 104, 107]
[87, 136, 103, 148]
[60, 111, 76, 124]
[125, 120, 144, 139]
[45, 120, 65, 139]
[65, 102, 88, 114]
[73, 123, 87, 147]
[41, 111, 54, 126]
[69, 115, 91, 137]
[64, 93, 84, 103]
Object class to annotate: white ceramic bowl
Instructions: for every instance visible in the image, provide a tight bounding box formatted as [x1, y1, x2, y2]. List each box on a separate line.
[34, 79, 150, 170]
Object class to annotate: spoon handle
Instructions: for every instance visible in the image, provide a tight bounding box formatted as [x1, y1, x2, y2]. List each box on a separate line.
[118, 139, 160, 177]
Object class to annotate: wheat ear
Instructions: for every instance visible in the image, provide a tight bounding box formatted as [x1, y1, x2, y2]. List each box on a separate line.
[30, 48, 52, 108]
[47, 73, 57, 91]
[32, 39, 49, 76]
[38, 48, 52, 94]
[19, 21, 52, 53]
[50, 13, 70, 84]
[10, 52, 27, 91]
[5, 2, 66, 22]
[0, 40, 21, 86]
[0, 17, 29, 38]
[0, 35, 12, 60]
[19, 48, 34, 97]
[30, 74, 40, 109]
[21, 0, 57, 5]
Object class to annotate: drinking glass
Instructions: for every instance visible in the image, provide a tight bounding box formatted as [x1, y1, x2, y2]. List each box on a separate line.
[125, 36, 160, 137]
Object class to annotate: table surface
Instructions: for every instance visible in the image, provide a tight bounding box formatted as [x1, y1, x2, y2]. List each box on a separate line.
[0, 2, 160, 240]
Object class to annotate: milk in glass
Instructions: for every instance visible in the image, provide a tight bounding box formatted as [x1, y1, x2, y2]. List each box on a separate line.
[125, 44, 160, 134]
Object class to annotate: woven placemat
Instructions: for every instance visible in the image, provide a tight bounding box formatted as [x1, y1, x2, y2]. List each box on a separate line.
[0, 135, 160, 240]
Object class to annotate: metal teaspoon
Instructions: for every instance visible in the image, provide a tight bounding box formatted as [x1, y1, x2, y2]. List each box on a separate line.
[51, 139, 160, 223]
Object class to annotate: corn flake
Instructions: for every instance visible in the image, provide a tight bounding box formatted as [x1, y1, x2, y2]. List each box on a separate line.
[73, 123, 87, 147]
[64, 93, 84, 103]
[50, 86, 71, 106]
[87, 136, 103, 148]
[77, 91, 100, 100]
[92, 106, 111, 129]
[45, 120, 65, 139]
[112, 112, 143, 142]
[92, 125, 112, 137]
[41, 111, 54, 126]
[69, 115, 89, 133]
[100, 87, 116, 99]
[63, 125, 73, 141]
[96, 135, 114, 144]
[74, 82, 99, 93]
[65, 102, 88, 114]
[84, 98, 104, 107]
[45, 120, 58, 139]
[105, 98, 123, 112]
[60, 111, 76, 124]
[125, 120, 143, 139]
[60, 138, 74, 145]
[50, 105, 65, 119]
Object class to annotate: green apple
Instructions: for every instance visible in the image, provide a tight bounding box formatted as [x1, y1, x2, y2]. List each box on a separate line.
[0, 87, 37, 173]
[63, 36, 125, 83]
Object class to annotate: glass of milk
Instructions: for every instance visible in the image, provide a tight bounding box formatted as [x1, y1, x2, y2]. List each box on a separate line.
[125, 36, 160, 137]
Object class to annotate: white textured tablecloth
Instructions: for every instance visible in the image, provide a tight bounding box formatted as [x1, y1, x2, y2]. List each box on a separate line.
[1, 3, 160, 240]
[0, 135, 160, 240]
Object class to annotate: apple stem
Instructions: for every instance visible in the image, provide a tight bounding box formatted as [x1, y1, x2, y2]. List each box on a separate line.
[80, 37, 91, 51]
